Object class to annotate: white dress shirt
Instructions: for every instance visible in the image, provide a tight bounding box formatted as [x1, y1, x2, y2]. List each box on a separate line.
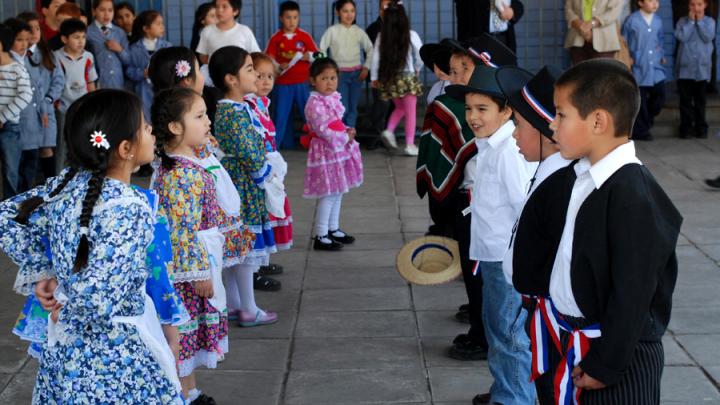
[549, 141, 642, 317]
[469, 121, 537, 262]
[502, 151, 574, 285]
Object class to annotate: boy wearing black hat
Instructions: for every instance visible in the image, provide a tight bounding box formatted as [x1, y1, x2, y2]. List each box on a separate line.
[446, 63, 537, 405]
[420, 43, 451, 104]
[513, 59, 682, 404]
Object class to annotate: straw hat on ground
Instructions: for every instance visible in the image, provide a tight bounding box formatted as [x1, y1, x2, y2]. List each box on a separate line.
[396, 236, 461, 285]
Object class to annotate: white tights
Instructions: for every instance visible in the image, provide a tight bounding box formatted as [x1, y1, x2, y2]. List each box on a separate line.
[222, 263, 264, 315]
[315, 193, 343, 237]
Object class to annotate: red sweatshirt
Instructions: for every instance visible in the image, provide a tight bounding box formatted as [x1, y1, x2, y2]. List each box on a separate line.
[265, 29, 318, 85]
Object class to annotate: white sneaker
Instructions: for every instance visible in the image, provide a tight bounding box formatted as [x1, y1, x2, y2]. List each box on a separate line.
[403, 144, 419, 156]
[381, 130, 398, 149]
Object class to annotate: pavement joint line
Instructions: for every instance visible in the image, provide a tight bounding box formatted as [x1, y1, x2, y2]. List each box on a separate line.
[671, 333, 720, 393]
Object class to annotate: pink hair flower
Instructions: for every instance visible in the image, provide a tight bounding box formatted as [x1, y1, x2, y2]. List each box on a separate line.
[90, 130, 110, 150]
[175, 60, 192, 78]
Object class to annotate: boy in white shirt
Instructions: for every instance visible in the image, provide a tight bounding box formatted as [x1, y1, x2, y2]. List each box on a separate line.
[196, 0, 260, 65]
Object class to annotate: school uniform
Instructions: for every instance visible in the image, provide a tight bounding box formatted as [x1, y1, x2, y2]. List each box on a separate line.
[513, 142, 682, 404]
[86, 21, 130, 89]
[622, 10, 666, 140]
[126, 37, 172, 121]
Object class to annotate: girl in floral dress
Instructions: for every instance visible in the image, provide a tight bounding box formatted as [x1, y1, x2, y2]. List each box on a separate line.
[304, 57, 364, 251]
[0, 89, 183, 404]
[209, 46, 279, 327]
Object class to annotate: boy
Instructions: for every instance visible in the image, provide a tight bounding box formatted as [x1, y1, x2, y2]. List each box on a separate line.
[675, 0, 715, 139]
[196, 0, 260, 65]
[47, 2, 83, 51]
[265, 1, 318, 149]
[420, 42, 451, 104]
[86, 0, 129, 90]
[621, 0, 665, 141]
[513, 59, 682, 404]
[446, 63, 537, 405]
[54, 18, 97, 171]
[39, 0, 66, 40]
[0, 23, 32, 199]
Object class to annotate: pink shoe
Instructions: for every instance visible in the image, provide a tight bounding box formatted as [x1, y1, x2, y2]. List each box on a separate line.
[238, 310, 278, 327]
[227, 310, 240, 321]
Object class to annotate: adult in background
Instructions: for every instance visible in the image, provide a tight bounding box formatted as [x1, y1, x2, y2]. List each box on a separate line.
[454, 0, 524, 52]
[565, 0, 623, 64]
[364, 0, 395, 149]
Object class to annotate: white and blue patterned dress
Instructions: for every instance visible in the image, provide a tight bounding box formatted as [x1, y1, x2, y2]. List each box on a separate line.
[0, 170, 183, 404]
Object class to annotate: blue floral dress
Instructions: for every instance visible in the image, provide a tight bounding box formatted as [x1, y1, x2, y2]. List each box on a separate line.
[0, 171, 183, 404]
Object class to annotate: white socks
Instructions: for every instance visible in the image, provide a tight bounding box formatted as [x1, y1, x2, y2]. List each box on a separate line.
[315, 193, 343, 236]
[224, 264, 265, 316]
[222, 267, 242, 311]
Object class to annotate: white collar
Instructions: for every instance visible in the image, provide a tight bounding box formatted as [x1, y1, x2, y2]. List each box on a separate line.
[536, 151, 573, 184]
[574, 141, 642, 189]
[283, 31, 297, 40]
[639, 10, 654, 24]
[29, 44, 37, 54]
[94, 20, 113, 30]
[142, 37, 158, 51]
[487, 120, 516, 149]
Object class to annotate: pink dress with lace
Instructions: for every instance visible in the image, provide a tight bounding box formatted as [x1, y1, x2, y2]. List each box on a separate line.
[303, 91, 363, 198]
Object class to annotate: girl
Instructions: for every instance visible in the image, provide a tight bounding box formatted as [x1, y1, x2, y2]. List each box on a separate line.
[0, 89, 183, 404]
[304, 57, 364, 250]
[190, 2, 218, 59]
[249, 51, 293, 272]
[126, 10, 172, 121]
[209, 46, 279, 325]
[319, 0, 373, 132]
[114, 2, 136, 38]
[370, 3, 423, 156]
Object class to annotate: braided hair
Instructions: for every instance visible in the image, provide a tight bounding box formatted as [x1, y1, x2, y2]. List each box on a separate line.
[151, 87, 200, 170]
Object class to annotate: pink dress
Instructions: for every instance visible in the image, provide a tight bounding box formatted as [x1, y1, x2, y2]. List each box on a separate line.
[247, 95, 294, 250]
[303, 91, 364, 198]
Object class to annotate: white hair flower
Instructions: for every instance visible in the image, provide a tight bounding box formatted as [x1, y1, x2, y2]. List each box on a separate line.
[90, 130, 110, 150]
[175, 60, 192, 78]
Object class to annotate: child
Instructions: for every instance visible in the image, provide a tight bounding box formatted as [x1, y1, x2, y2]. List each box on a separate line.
[420, 42, 451, 104]
[196, 0, 260, 65]
[54, 19, 97, 172]
[126, 10, 171, 121]
[446, 64, 537, 405]
[513, 59, 682, 404]
[675, 0, 715, 139]
[152, 87, 251, 403]
[250, 51, 294, 276]
[17, 12, 65, 183]
[47, 2, 82, 51]
[319, 0, 374, 132]
[39, 0, 65, 41]
[303, 57, 363, 250]
[114, 2, 135, 38]
[0, 23, 32, 200]
[86, 0, 129, 90]
[621, 0, 665, 141]
[370, 3, 423, 156]
[265, 1, 319, 149]
[209, 45, 279, 325]
[0, 89, 183, 403]
[190, 2, 217, 59]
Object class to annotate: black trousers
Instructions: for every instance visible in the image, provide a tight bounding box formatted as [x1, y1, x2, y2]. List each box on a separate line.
[454, 190, 488, 347]
[677, 79, 708, 136]
[633, 81, 666, 139]
[427, 191, 461, 238]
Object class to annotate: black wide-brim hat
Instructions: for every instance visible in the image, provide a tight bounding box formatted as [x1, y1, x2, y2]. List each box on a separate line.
[420, 43, 452, 75]
[445, 64, 505, 101]
[446, 33, 517, 68]
[496, 65, 562, 139]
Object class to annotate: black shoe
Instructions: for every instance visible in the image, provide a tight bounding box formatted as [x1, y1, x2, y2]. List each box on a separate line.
[696, 129, 709, 139]
[679, 131, 694, 139]
[190, 394, 217, 405]
[329, 229, 355, 244]
[259, 263, 284, 275]
[472, 393, 492, 405]
[455, 307, 470, 324]
[253, 273, 282, 291]
[447, 338, 488, 361]
[706, 176, 720, 189]
[313, 235, 343, 251]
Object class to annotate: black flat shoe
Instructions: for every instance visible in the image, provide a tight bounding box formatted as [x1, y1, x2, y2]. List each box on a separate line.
[447, 338, 488, 361]
[190, 394, 217, 405]
[259, 263, 284, 275]
[253, 273, 282, 291]
[313, 235, 343, 251]
[455, 305, 470, 323]
[472, 393, 492, 405]
[706, 176, 720, 189]
[329, 229, 355, 244]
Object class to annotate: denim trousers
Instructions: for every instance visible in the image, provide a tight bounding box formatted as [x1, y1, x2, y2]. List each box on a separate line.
[0, 122, 22, 199]
[338, 70, 362, 129]
[478, 260, 536, 404]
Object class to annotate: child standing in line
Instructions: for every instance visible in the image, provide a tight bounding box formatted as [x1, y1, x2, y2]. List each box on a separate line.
[622, 0, 665, 141]
[210, 46, 280, 326]
[319, 0, 374, 132]
[190, 2, 218, 59]
[126, 10, 171, 121]
[446, 64, 537, 405]
[265, 1, 319, 149]
[370, 3, 423, 156]
[675, 0, 715, 139]
[114, 2, 135, 39]
[86, 0, 129, 90]
[304, 57, 363, 251]
[196, 0, 260, 65]
[0, 89, 183, 404]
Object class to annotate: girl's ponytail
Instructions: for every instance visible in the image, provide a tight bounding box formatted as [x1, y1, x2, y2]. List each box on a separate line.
[13, 167, 78, 225]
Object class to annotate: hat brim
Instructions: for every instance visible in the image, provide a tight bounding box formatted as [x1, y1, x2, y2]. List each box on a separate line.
[445, 84, 505, 103]
[396, 236, 461, 285]
[496, 67, 554, 139]
[420, 44, 451, 75]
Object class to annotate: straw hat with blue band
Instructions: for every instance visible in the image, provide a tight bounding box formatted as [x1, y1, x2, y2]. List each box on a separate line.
[396, 236, 461, 285]
[496, 65, 562, 139]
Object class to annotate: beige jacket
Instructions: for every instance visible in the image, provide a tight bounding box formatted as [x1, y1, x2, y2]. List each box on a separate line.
[564, 0, 622, 52]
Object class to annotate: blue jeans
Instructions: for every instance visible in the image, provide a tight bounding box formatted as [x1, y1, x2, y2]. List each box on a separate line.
[0, 122, 22, 199]
[478, 261, 536, 404]
[338, 70, 362, 129]
[271, 82, 310, 149]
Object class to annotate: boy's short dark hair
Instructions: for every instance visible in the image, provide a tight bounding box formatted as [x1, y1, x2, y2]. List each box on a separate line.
[216, 0, 242, 11]
[0, 24, 13, 53]
[4, 18, 32, 41]
[555, 59, 640, 137]
[60, 18, 87, 38]
[280, 1, 300, 15]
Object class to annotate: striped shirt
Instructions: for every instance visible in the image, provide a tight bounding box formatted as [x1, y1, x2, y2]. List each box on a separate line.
[0, 61, 32, 124]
